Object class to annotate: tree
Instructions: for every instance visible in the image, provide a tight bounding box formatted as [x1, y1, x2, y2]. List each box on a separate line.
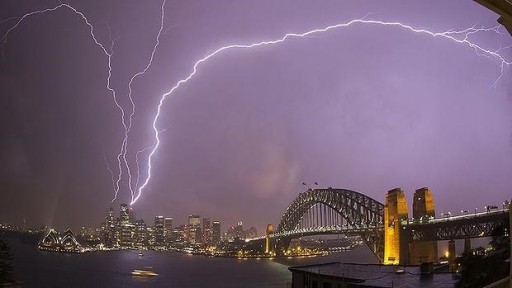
[0, 234, 14, 283]
[457, 221, 510, 287]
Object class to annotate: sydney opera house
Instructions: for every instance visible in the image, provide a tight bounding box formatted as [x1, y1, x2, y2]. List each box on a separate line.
[38, 228, 83, 253]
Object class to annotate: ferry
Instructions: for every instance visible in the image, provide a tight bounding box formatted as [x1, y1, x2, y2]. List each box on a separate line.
[131, 267, 158, 277]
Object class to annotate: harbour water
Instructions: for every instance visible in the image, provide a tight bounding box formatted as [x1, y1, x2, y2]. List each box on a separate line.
[7, 234, 378, 288]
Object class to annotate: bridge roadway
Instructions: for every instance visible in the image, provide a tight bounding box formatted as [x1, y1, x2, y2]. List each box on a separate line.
[246, 208, 509, 245]
[401, 208, 509, 241]
[246, 225, 382, 242]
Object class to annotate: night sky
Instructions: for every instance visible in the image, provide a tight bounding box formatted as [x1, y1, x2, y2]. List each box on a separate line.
[0, 0, 511, 233]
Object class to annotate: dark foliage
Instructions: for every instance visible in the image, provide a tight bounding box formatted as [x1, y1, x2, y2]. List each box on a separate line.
[456, 221, 510, 287]
[0, 234, 14, 283]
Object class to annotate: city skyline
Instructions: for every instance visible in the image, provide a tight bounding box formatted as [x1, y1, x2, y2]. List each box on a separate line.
[1, 0, 511, 235]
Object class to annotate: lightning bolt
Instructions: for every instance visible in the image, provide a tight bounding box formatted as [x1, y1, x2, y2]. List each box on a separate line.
[134, 145, 155, 195]
[1, 3, 131, 203]
[102, 150, 116, 192]
[130, 19, 511, 205]
[1, 1, 168, 204]
[124, 0, 167, 203]
[2, 5, 510, 205]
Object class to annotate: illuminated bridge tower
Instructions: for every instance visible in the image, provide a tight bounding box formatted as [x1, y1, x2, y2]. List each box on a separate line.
[409, 187, 437, 264]
[265, 224, 275, 255]
[384, 188, 409, 265]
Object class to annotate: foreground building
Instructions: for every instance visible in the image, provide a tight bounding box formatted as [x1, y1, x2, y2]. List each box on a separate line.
[289, 262, 454, 288]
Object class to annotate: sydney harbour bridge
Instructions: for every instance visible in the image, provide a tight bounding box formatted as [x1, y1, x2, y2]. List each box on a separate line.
[245, 187, 510, 267]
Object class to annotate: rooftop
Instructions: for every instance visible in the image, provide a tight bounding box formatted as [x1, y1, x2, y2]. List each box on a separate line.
[475, 0, 512, 36]
[288, 262, 455, 288]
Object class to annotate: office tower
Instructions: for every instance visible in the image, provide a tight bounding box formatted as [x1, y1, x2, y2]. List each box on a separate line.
[212, 220, 221, 245]
[134, 219, 148, 248]
[120, 204, 130, 225]
[154, 216, 165, 246]
[187, 215, 201, 244]
[202, 218, 211, 244]
[164, 217, 173, 244]
[104, 207, 116, 247]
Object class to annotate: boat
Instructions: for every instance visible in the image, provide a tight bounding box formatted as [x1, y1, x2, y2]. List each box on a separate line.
[138, 251, 143, 257]
[132, 267, 158, 277]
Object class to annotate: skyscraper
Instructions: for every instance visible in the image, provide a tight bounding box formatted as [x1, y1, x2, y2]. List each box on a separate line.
[212, 220, 221, 245]
[188, 215, 201, 227]
[202, 218, 211, 244]
[134, 219, 148, 248]
[235, 221, 243, 239]
[154, 216, 165, 246]
[188, 215, 201, 244]
[119, 204, 134, 248]
[104, 207, 116, 247]
[120, 204, 129, 225]
[119, 222, 135, 248]
[164, 217, 173, 244]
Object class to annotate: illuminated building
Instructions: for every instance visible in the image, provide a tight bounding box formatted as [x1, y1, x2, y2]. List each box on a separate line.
[104, 207, 116, 247]
[39, 228, 59, 249]
[164, 217, 173, 244]
[384, 188, 409, 265]
[173, 225, 186, 244]
[202, 218, 211, 244]
[119, 222, 135, 248]
[38, 228, 83, 253]
[134, 219, 148, 248]
[212, 221, 221, 245]
[265, 224, 274, 254]
[154, 216, 165, 246]
[119, 204, 135, 248]
[61, 229, 82, 251]
[129, 207, 136, 223]
[146, 226, 155, 247]
[188, 215, 201, 244]
[120, 204, 129, 225]
[409, 187, 438, 264]
[188, 215, 201, 227]
[235, 221, 243, 239]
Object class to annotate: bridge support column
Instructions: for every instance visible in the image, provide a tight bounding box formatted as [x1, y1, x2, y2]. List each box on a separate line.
[464, 238, 471, 253]
[409, 187, 437, 264]
[384, 188, 409, 265]
[265, 224, 274, 255]
[399, 226, 411, 265]
[448, 240, 456, 272]
[275, 237, 292, 256]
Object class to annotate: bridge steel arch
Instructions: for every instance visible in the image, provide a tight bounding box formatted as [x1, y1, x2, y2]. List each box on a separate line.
[276, 188, 385, 261]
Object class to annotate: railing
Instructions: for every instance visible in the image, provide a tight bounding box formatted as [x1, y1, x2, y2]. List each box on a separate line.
[246, 224, 383, 241]
[401, 207, 509, 226]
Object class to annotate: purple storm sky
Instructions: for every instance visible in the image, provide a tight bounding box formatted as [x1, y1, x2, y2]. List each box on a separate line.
[0, 0, 511, 233]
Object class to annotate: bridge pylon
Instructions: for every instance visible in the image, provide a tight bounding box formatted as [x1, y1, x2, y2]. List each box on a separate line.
[383, 188, 409, 265]
[265, 224, 275, 255]
[408, 187, 438, 264]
